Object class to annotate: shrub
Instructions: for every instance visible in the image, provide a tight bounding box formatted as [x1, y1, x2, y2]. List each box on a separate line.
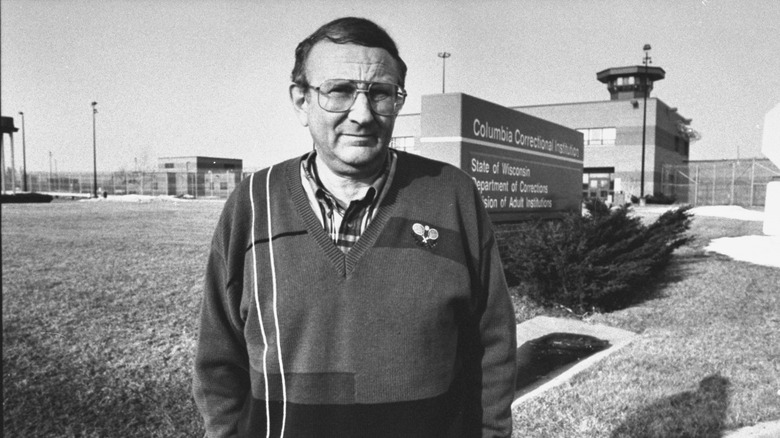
[500, 199, 693, 314]
[628, 192, 677, 204]
[645, 192, 677, 204]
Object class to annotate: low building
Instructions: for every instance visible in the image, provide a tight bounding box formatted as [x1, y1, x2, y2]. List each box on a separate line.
[157, 156, 242, 198]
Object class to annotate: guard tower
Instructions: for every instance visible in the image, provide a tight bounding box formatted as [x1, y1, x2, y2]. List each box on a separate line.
[596, 65, 665, 101]
[1, 116, 20, 194]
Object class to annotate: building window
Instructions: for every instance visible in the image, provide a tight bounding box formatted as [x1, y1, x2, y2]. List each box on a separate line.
[603, 128, 616, 145]
[164, 163, 175, 169]
[582, 168, 615, 201]
[390, 136, 415, 152]
[577, 127, 616, 146]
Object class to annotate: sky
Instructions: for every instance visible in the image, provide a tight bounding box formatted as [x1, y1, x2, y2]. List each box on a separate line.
[2, 0, 779, 173]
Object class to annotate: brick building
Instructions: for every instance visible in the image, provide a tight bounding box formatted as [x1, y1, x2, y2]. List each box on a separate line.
[157, 156, 242, 198]
[391, 65, 698, 202]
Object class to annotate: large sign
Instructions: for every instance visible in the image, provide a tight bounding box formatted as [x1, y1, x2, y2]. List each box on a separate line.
[419, 93, 583, 221]
[762, 102, 779, 167]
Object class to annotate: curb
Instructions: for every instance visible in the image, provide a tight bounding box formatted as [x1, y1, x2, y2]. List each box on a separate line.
[723, 420, 780, 438]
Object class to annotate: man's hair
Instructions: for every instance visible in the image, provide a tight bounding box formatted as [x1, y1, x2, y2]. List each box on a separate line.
[291, 17, 408, 88]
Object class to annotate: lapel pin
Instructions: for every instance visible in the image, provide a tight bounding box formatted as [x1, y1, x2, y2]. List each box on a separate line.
[412, 223, 439, 248]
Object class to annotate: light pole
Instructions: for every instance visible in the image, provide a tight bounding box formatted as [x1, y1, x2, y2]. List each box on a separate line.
[92, 101, 98, 198]
[48, 151, 53, 191]
[437, 52, 451, 93]
[18, 112, 27, 192]
[640, 44, 651, 200]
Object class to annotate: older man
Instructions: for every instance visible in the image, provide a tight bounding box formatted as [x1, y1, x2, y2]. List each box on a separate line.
[193, 17, 516, 437]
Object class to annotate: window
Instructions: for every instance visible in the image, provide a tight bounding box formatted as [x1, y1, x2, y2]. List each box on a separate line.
[603, 128, 616, 145]
[582, 168, 615, 201]
[577, 129, 589, 144]
[590, 129, 603, 144]
[164, 163, 175, 169]
[390, 136, 415, 152]
[577, 127, 616, 146]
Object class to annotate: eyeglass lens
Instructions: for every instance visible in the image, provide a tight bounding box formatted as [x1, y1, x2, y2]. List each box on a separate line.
[317, 80, 404, 115]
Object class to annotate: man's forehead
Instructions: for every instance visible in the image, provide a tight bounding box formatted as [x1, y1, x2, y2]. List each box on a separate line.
[305, 41, 400, 82]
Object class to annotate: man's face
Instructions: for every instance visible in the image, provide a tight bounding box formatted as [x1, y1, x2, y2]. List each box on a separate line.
[291, 41, 402, 178]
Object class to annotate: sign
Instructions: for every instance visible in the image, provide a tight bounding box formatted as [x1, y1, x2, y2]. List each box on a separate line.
[419, 93, 583, 221]
[762, 102, 780, 167]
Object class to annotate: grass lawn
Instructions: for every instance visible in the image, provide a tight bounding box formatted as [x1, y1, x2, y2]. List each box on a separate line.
[2, 201, 778, 437]
[511, 211, 780, 437]
[2, 200, 223, 437]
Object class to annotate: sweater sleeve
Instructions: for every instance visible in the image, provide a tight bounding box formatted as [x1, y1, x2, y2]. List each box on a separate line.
[192, 217, 251, 438]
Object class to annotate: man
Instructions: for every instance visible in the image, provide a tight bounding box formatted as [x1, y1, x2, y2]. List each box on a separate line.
[193, 17, 516, 437]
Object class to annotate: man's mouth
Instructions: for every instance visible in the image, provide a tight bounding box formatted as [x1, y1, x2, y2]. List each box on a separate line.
[342, 133, 377, 144]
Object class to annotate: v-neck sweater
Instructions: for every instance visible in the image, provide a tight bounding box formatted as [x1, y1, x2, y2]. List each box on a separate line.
[193, 151, 517, 437]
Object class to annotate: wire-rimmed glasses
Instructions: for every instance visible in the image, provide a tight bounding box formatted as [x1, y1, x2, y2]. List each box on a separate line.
[308, 79, 407, 116]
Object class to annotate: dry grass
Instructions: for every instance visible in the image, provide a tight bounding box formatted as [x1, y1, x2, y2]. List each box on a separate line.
[2, 200, 224, 437]
[3, 201, 778, 437]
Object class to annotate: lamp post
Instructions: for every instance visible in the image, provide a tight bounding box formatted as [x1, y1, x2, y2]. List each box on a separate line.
[48, 151, 53, 191]
[18, 112, 27, 192]
[437, 52, 451, 93]
[640, 44, 651, 200]
[91, 101, 98, 198]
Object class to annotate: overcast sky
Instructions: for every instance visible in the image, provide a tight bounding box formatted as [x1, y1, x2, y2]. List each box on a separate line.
[2, 0, 779, 172]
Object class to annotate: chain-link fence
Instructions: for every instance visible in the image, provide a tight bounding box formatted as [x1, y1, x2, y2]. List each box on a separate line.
[661, 159, 780, 207]
[3, 169, 251, 199]
[8, 160, 779, 206]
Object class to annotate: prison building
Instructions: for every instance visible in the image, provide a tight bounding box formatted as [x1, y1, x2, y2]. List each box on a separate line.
[157, 156, 242, 198]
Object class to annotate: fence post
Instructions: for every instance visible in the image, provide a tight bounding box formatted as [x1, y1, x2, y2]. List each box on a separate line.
[750, 158, 756, 207]
[730, 161, 736, 205]
[694, 164, 700, 206]
[712, 163, 716, 205]
[225, 170, 230, 199]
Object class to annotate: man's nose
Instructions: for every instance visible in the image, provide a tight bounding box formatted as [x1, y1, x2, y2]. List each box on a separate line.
[348, 91, 375, 124]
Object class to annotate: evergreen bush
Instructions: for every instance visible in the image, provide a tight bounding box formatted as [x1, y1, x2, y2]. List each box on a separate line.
[500, 200, 693, 314]
[645, 192, 677, 204]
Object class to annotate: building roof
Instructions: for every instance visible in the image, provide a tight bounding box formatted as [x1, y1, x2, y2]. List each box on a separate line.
[596, 65, 666, 83]
[1, 116, 19, 134]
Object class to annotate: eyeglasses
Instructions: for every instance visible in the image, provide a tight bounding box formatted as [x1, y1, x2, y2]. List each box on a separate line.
[308, 79, 407, 116]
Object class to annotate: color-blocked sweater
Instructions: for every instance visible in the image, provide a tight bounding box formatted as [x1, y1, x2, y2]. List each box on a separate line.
[193, 152, 517, 437]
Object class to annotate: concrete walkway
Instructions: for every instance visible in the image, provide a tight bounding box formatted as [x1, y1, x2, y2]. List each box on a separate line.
[724, 420, 780, 438]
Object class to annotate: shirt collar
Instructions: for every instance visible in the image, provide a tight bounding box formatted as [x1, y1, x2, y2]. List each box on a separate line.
[302, 150, 392, 210]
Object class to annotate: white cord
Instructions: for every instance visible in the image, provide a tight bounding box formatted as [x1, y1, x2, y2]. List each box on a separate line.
[249, 171, 272, 437]
[265, 166, 287, 438]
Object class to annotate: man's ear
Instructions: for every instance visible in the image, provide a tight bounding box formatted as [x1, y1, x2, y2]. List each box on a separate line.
[289, 83, 310, 127]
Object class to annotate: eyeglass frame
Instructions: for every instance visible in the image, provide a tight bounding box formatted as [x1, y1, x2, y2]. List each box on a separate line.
[298, 79, 408, 116]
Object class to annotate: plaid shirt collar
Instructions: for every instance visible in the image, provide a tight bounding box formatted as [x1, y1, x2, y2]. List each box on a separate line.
[301, 150, 396, 253]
